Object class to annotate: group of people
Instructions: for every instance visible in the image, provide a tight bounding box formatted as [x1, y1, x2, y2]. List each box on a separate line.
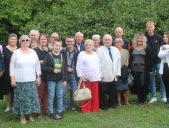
[0, 21, 169, 124]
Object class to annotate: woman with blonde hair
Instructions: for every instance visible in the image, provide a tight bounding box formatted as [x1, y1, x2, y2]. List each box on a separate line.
[33, 33, 51, 116]
[76, 39, 101, 113]
[129, 33, 153, 104]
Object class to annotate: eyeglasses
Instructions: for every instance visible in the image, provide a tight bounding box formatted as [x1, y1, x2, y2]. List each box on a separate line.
[164, 32, 169, 34]
[22, 39, 29, 42]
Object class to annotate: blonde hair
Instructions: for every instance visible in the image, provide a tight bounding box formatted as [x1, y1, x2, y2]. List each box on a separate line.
[146, 21, 155, 27]
[132, 33, 147, 48]
[52, 39, 62, 46]
[19, 35, 30, 45]
[38, 33, 49, 50]
[84, 39, 94, 46]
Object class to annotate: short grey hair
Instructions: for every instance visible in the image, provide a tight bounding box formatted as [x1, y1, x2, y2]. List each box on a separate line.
[29, 29, 40, 38]
[75, 32, 83, 38]
[19, 35, 30, 44]
[114, 38, 124, 46]
[92, 34, 100, 40]
[103, 34, 112, 41]
[8, 33, 17, 40]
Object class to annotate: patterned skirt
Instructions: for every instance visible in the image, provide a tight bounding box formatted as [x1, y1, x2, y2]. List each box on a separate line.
[13, 81, 40, 115]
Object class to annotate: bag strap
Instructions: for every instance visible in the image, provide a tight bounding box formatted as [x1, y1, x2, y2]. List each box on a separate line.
[74, 100, 91, 107]
[77, 77, 86, 90]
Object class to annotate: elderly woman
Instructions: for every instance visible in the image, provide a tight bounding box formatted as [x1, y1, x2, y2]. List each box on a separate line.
[0, 33, 17, 112]
[33, 33, 50, 116]
[129, 33, 153, 104]
[92, 34, 101, 51]
[114, 38, 130, 107]
[29, 29, 40, 40]
[158, 32, 169, 104]
[10, 35, 41, 124]
[76, 39, 101, 113]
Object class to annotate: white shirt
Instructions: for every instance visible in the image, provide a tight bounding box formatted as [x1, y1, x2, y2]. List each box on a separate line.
[76, 51, 101, 82]
[10, 49, 41, 82]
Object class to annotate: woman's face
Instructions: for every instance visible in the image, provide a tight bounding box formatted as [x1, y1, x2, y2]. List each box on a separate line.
[20, 38, 30, 48]
[8, 37, 17, 47]
[115, 41, 123, 49]
[39, 35, 48, 46]
[31, 40, 38, 48]
[85, 42, 93, 52]
[163, 34, 169, 44]
[93, 38, 100, 46]
[137, 36, 143, 45]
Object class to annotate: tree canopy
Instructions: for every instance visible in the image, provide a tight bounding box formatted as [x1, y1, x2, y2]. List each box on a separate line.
[0, 0, 169, 43]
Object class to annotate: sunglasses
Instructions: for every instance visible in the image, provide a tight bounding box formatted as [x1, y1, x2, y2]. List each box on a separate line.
[164, 32, 169, 34]
[22, 39, 29, 42]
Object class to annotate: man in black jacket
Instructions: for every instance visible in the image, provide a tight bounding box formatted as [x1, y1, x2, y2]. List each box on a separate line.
[61, 36, 79, 112]
[145, 21, 167, 104]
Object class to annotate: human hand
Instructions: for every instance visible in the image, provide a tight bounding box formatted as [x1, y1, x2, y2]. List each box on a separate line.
[82, 77, 87, 82]
[62, 81, 67, 87]
[101, 77, 104, 82]
[11, 80, 16, 87]
[40, 60, 44, 64]
[36, 77, 41, 87]
[68, 68, 74, 72]
[0, 72, 3, 77]
[53, 69, 61, 74]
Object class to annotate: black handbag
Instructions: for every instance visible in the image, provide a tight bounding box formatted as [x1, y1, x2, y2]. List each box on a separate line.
[115, 78, 128, 91]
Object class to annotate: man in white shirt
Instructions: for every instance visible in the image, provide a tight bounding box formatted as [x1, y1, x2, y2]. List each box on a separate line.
[97, 34, 121, 110]
[74, 32, 85, 51]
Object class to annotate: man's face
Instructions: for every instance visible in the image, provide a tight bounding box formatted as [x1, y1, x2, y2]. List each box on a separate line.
[50, 33, 59, 41]
[146, 25, 155, 35]
[75, 33, 83, 45]
[66, 38, 75, 48]
[115, 28, 123, 38]
[103, 35, 112, 47]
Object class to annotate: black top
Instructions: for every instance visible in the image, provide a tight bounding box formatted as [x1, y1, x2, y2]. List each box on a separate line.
[43, 52, 67, 81]
[33, 47, 51, 81]
[74, 42, 85, 51]
[0, 52, 5, 72]
[0, 46, 16, 99]
[145, 32, 163, 64]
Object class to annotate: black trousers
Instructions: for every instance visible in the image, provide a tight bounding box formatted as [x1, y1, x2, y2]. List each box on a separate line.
[162, 63, 169, 99]
[132, 71, 147, 104]
[99, 81, 116, 108]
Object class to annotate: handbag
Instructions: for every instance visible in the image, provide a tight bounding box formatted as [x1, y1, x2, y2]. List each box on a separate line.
[73, 77, 92, 103]
[128, 72, 134, 87]
[115, 78, 128, 91]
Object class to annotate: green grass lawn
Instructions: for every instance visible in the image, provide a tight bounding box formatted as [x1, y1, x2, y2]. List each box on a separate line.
[0, 93, 169, 128]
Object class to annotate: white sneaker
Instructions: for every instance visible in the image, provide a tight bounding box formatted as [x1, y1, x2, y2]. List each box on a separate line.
[161, 98, 167, 103]
[4, 107, 11, 112]
[149, 97, 157, 103]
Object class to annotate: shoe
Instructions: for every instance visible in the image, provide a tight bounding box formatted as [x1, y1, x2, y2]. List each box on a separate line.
[20, 117, 27, 124]
[4, 107, 11, 112]
[111, 106, 117, 109]
[161, 98, 167, 103]
[56, 113, 63, 119]
[71, 107, 77, 112]
[50, 114, 57, 121]
[149, 97, 157, 103]
[101, 107, 108, 111]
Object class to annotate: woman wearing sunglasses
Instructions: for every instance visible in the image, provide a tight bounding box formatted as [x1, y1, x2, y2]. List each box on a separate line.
[10, 35, 41, 124]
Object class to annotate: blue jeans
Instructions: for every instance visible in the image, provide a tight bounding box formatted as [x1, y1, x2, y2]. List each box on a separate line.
[63, 72, 78, 109]
[150, 63, 166, 98]
[47, 80, 63, 114]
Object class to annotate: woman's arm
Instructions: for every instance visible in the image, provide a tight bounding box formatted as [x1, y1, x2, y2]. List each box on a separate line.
[10, 52, 17, 87]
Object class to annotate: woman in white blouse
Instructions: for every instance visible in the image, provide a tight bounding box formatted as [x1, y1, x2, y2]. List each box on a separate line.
[158, 32, 169, 104]
[76, 39, 101, 113]
[10, 35, 41, 124]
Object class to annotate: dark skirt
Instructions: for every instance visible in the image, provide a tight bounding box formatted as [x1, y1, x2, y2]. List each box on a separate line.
[12, 81, 40, 115]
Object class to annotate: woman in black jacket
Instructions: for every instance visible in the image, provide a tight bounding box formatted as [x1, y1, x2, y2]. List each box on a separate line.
[43, 39, 67, 120]
[129, 33, 153, 104]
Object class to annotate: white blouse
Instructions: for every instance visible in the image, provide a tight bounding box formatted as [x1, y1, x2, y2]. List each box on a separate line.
[10, 49, 41, 82]
[76, 51, 101, 82]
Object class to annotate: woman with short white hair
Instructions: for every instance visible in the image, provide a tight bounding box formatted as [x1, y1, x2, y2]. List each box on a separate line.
[76, 39, 101, 113]
[92, 34, 101, 51]
[10, 35, 41, 124]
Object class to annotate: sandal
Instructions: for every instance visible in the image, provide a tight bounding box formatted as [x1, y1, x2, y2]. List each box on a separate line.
[20, 117, 27, 124]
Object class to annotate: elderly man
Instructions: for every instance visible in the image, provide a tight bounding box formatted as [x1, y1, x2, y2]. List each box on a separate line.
[97, 34, 121, 110]
[29, 29, 40, 40]
[49, 32, 60, 49]
[112, 27, 131, 51]
[74, 32, 85, 51]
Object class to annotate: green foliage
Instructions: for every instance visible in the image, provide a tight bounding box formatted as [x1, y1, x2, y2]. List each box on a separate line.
[1, 0, 169, 42]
